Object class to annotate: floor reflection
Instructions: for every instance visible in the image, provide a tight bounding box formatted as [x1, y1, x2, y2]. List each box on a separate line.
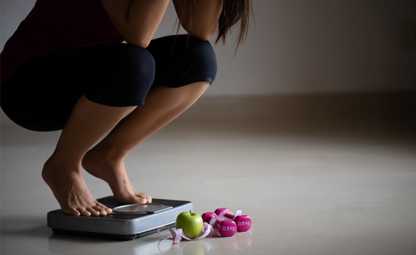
[47, 229, 254, 255]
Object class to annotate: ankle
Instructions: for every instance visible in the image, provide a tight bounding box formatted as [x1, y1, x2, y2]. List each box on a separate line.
[45, 152, 82, 172]
[89, 145, 127, 163]
[42, 157, 82, 185]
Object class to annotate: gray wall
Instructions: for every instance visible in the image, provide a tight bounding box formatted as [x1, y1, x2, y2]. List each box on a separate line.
[1, 0, 415, 97]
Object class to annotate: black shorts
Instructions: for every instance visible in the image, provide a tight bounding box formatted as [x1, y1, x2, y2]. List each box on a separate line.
[0, 34, 217, 131]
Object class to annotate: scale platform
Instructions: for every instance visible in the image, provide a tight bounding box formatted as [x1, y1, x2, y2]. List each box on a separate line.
[47, 196, 192, 240]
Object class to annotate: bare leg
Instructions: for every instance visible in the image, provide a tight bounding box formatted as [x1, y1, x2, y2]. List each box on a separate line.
[82, 82, 209, 204]
[42, 0, 171, 216]
[42, 96, 137, 216]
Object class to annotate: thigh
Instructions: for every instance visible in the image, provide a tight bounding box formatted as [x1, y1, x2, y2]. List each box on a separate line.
[147, 34, 217, 88]
[0, 43, 118, 131]
[1, 54, 82, 131]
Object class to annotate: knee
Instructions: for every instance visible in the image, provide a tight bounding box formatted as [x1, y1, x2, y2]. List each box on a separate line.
[150, 34, 218, 87]
[183, 35, 218, 85]
[85, 43, 156, 107]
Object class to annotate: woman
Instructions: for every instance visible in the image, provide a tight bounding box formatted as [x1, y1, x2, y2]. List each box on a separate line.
[0, 0, 251, 217]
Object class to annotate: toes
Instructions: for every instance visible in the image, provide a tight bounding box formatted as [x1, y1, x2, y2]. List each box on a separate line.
[64, 207, 81, 216]
[78, 207, 92, 216]
[136, 192, 146, 198]
[93, 203, 109, 216]
[93, 204, 108, 216]
[143, 194, 152, 203]
[132, 195, 147, 204]
[96, 202, 113, 214]
[87, 206, 100, 216]
[136, 192, 152, 203]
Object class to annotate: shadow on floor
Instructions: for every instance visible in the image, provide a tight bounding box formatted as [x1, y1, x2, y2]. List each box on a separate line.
[0, 214, 122, 243]
[0, 214, 50, 239]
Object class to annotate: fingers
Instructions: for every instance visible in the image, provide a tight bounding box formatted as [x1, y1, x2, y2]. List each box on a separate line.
[102, 0, 171, 48]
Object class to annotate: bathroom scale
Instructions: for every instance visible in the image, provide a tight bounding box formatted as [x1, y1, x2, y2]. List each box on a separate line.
[47, 196, 193, 240]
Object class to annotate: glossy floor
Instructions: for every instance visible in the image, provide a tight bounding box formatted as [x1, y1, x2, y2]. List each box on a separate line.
[1, 94, 416, 255]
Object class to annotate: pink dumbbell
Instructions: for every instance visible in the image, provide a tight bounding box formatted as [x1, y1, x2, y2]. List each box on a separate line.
[202, 211, 217, 224]
[214, 218, 237, 237]
[234, 214, 252, 232]
[214, 208, 234, 219]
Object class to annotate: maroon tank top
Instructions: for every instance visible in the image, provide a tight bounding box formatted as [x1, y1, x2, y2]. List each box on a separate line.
[0, 0, 124, 84]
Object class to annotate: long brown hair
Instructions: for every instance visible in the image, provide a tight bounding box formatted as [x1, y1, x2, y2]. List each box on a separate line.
[126, 0, 252, 49]
[175, 0, 252, 49]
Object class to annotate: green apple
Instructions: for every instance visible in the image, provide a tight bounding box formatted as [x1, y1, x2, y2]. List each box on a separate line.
[176, 211, 204, 239]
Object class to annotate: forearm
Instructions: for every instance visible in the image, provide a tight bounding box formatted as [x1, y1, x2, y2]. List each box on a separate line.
[102, 0, 171, 47]
[173, 0, 223, 41]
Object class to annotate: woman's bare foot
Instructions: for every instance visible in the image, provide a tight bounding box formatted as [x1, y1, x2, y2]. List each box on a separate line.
[82, 149, 152, 205]
[42, 157, 112, 216]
